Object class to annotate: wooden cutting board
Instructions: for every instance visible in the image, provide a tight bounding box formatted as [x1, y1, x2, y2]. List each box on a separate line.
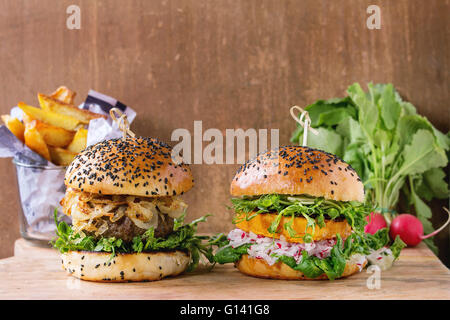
[0, 238, 449, 300]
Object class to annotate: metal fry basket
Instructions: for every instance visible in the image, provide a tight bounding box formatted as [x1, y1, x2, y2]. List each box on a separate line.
[13, 159, 68, 245]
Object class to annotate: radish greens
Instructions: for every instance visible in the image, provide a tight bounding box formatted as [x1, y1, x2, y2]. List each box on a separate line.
[291, 83, 449, 253]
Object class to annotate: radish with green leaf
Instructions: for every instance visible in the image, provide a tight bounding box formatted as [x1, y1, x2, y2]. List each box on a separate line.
[389, 208, 450, 247]
[291, 82, 449, 253]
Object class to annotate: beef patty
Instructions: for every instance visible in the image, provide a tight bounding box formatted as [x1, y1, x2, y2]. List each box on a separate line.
[88, 214, 174, 242]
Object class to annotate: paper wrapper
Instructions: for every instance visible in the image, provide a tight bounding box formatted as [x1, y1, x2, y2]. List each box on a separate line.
[0, 90, 135, 241]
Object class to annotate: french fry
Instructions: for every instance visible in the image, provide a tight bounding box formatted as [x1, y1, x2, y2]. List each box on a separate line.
[50, 86, 76, 104]
[67, 128, 87, 153]
[21, 112, 34, 124]
[18, 101, 82, 131]
[24, 121, 51, 161]
[38, 93, 106, 123]
[49, 146, 77, 166]
[35, 122, 75, 148]
[21, 112, 74, 147]
[1, 114, 25, 143]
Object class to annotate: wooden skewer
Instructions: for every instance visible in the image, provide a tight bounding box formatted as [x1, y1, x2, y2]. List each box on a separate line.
[109, 108, 135, 140]
[290, 105, 318, 146]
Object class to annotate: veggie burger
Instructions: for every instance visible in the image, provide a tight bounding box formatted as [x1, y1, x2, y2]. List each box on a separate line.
[214, 146, 405, 280]
[54, 137, 212, 282]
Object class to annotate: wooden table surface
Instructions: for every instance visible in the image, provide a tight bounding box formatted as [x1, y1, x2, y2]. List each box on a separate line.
[0, 238, 449, 300]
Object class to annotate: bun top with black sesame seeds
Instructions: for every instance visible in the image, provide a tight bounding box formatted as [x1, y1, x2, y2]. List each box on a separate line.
[65, 137, 194, 197]
[230, 146, 365, 202]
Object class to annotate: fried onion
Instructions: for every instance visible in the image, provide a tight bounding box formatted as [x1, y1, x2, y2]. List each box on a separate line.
[62, 188, 187, 235]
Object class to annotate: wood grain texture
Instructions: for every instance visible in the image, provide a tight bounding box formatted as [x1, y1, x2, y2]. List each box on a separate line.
[0, 1, 448, 266]
[0, 238, 448, 300]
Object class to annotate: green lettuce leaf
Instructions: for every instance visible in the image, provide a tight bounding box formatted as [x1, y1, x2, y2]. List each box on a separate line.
[214, 243, 252, 264]
[390, 236, 407, 259]
[52, 210, 215, 271]
[279, 253, 325, 279]
[214, 228, 400, 280]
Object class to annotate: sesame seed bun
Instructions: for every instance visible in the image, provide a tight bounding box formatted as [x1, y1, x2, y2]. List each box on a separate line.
[230, 146, 364, 202]
[234, 212, 352, 243]
[236, 254, 367, 280]
[65, 137, 194, 197]
[61, 250, 190, 282]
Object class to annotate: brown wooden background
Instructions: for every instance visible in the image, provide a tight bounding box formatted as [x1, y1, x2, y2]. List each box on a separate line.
[0, 0, 448, 265]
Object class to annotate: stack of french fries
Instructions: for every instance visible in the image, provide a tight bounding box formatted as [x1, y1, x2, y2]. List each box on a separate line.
[1, 86, 106, 166]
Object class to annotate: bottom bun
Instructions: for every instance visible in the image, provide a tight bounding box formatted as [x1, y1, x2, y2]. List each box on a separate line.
[236, 254, 366, 280]
[61, 250, 190, 282]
